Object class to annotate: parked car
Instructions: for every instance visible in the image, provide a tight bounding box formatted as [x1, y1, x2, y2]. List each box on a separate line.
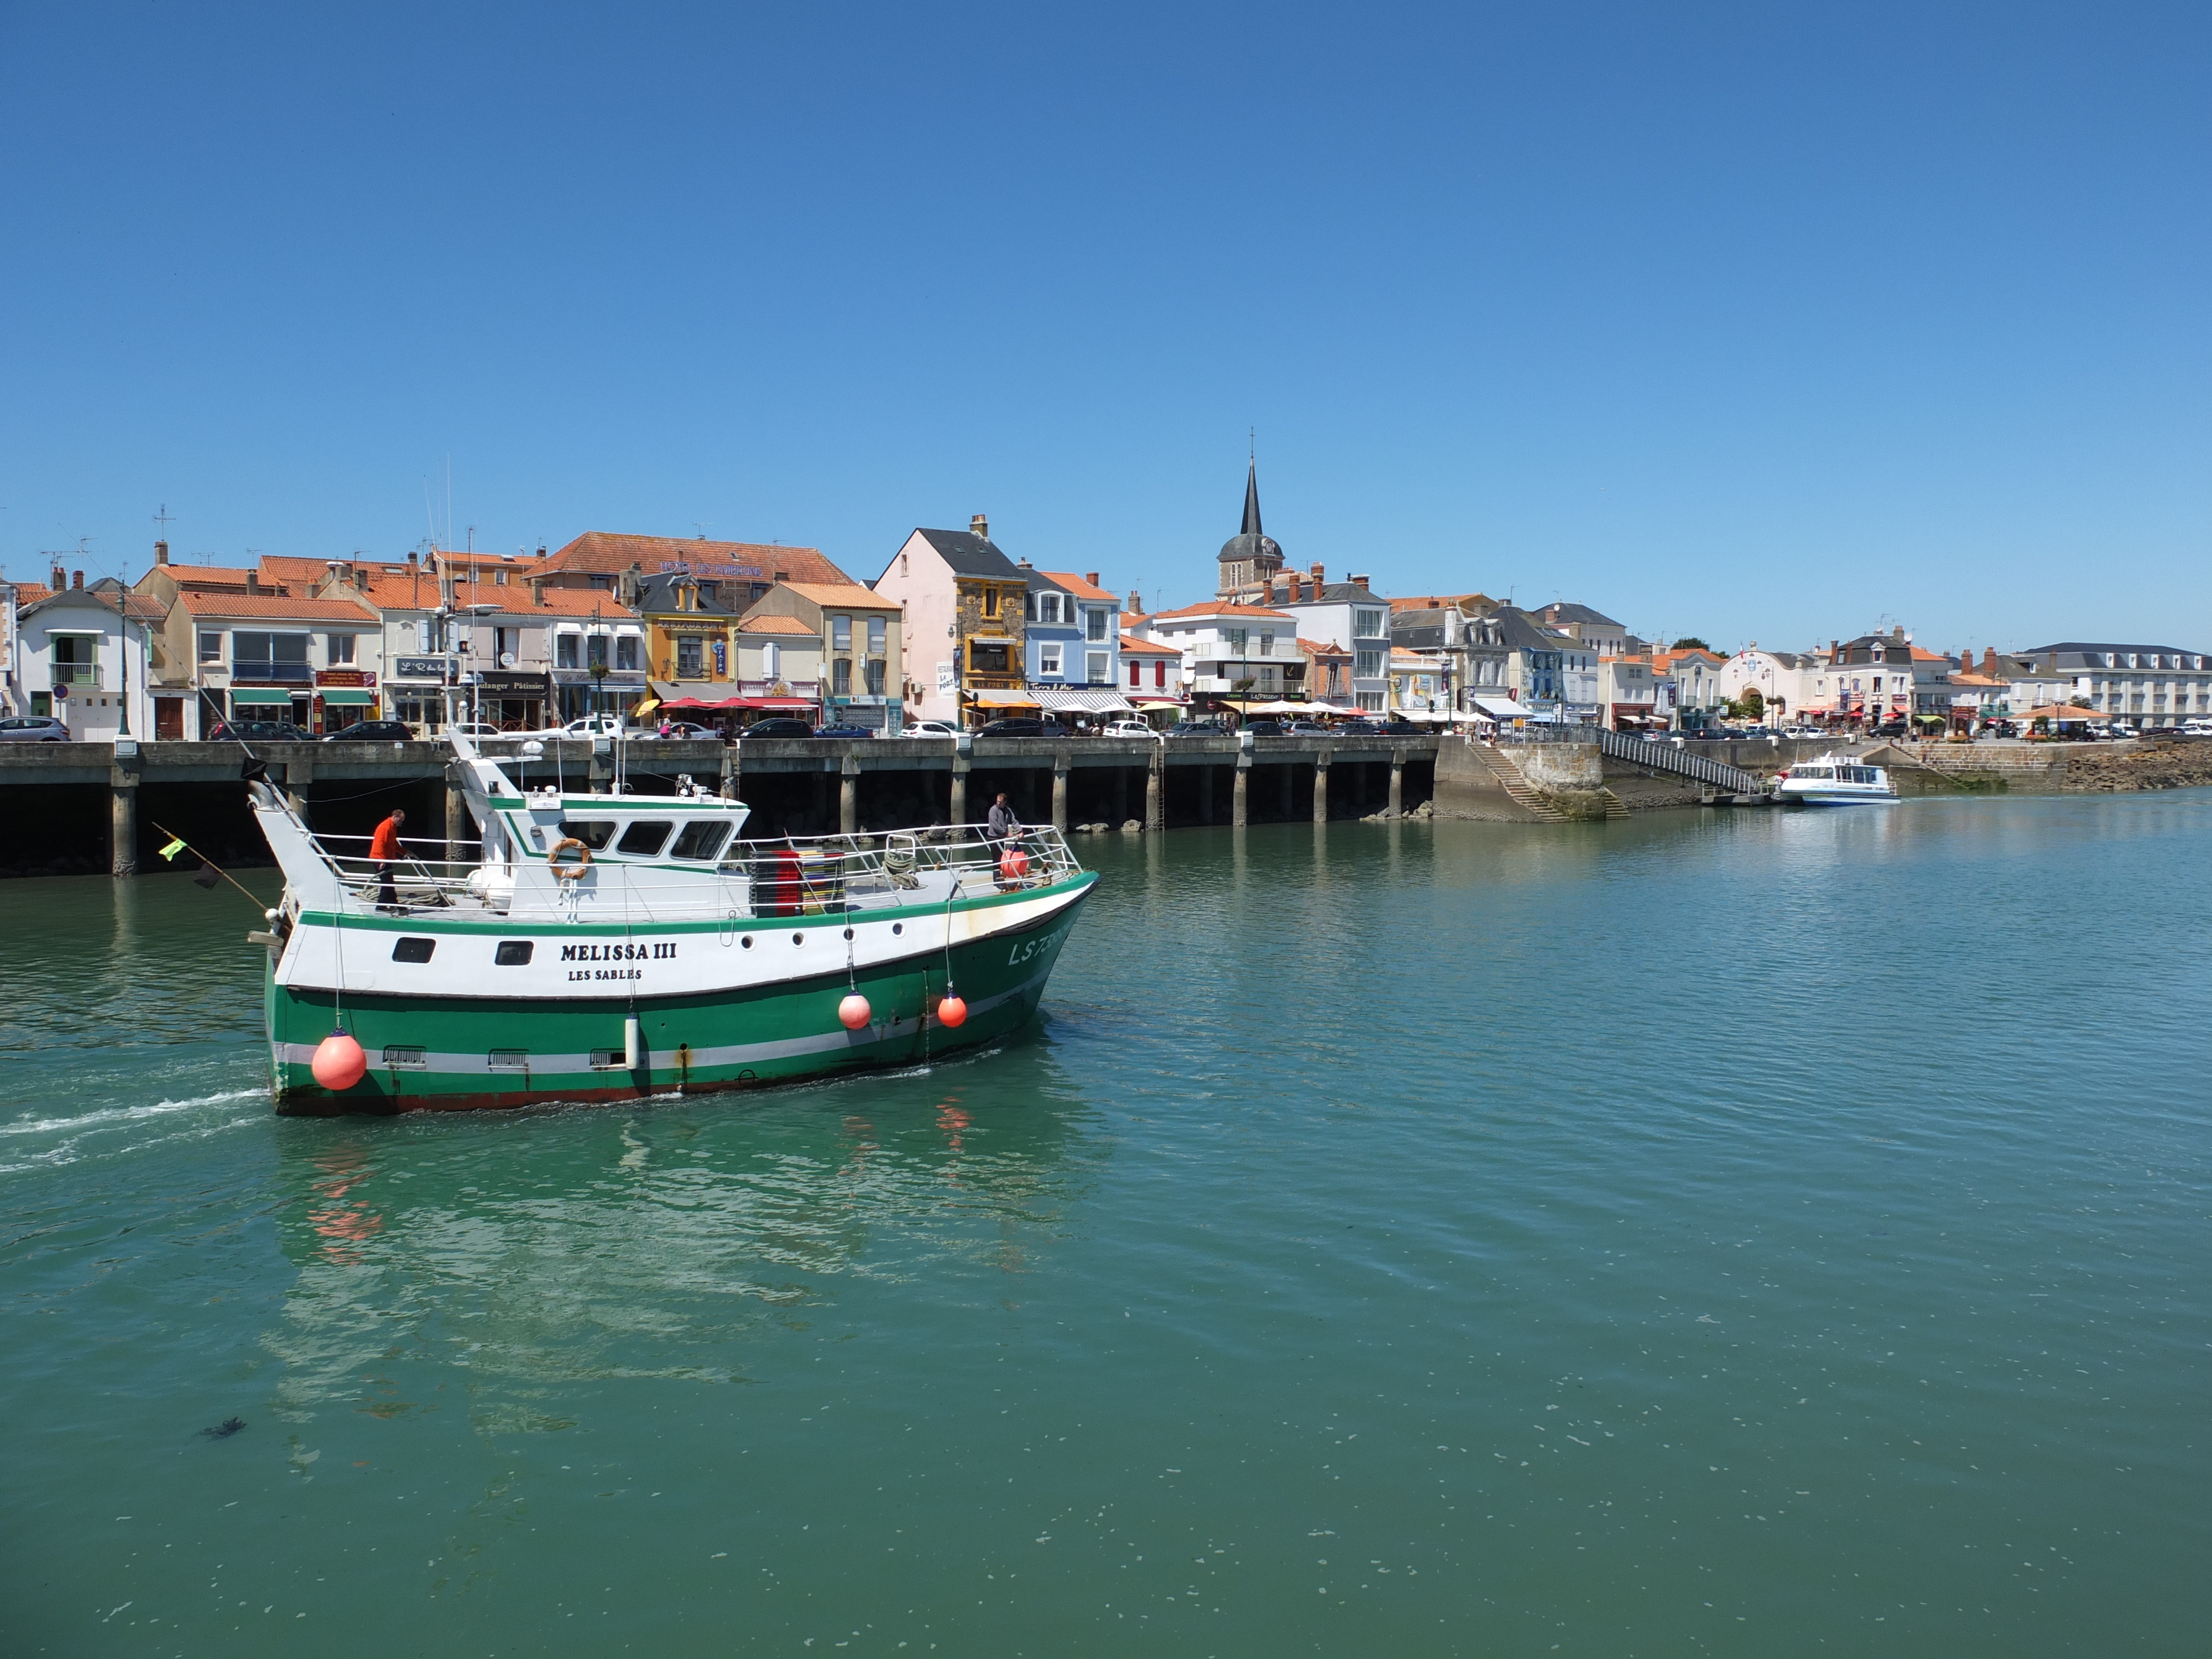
[973, 718, 1072, 739]
[322, 720, 416, 743]
[1099, 720, 1157, 738]
[0, 714, 69, 742]
[897, 719, 961, 739]
[1165, 720, 1233, 738]
[1283, 719, 1333, 735]
[207, 719, 309, 742]
[652, 721, 719, 740]
[540, 714, 628, 739]
[811, 722, 879, 739]
[1242, 719, 1288, 735]
[736, 718, 817, 739]
[2183, 718, 2212, 737]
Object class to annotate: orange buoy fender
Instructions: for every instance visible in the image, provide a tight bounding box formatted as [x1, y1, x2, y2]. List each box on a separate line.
[937, 995, 968, 1029]
[312, 1030, 368, 1090]
[838, 993, 872, 1030]
[999, 847, 1029, 879]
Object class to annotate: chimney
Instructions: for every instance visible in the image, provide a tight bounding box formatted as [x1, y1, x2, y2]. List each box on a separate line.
[1983, 646, 1997, 675]
[1286, 572, 1302, 603]
[246, 571, 260, 596]
[354, 567, 369, 592]
[1017, 557, 1032, 570]
[1085, 571, 1099, 588]
[406, 550, 419, 570]
[1127, 587, 1142, 614]
[1309, 562, 1325, 587]
[73, 570, 85, 589]
[971, 513, 989, 541]
[51, 565, 65, 591]
[535, 544, 546, 559]
[154, 539, 169, 566]
[530, 576, 546, 607]
[1350, 573, 1371, 591]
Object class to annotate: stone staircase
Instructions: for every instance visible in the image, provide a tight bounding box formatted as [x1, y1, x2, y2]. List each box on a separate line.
[1483, 747, 1569, 822]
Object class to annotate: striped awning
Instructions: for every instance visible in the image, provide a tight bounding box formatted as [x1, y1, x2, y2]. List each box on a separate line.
[1033, 687, 1134, 714]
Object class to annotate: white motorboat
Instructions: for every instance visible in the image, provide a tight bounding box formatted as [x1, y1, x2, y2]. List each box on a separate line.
[1776, 754, 1898, 805]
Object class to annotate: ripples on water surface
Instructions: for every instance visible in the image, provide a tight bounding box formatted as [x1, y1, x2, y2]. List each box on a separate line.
[3, 794, 2209, 1655]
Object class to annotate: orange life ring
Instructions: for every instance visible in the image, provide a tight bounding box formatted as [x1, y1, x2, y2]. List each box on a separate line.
[548, 837, 592, 881]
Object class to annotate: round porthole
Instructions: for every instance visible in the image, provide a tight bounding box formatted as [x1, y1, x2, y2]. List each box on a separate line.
[741, 936, 753, 949]
[792, 933, 804, 945]
[892, 923, 902, 936]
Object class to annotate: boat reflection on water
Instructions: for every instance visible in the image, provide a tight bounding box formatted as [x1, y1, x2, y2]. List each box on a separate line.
[261, 1041, 1098, 1433]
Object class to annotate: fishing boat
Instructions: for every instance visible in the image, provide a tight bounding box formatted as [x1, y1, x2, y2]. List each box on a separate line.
[246, 735, 1096, 1113]
[1775, 754, 1899, 806]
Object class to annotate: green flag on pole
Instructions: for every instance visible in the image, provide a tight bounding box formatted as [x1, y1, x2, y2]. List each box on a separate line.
[158, 836, 188, 861]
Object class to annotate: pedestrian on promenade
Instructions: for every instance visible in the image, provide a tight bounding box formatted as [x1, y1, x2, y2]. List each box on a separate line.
[370, 807, 407, 908]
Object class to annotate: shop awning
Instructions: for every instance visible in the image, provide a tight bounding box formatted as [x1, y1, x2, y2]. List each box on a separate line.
[230, 687, 296, 705]
[967, 690, 1041, 708]
[319, 688, 375, 705]
[1034, 687, 1134, 714]
[1473, 696, 1536, 719]
[1131, 696, 1186, 708]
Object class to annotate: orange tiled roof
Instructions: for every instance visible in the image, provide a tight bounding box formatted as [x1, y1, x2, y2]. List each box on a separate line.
[1149, 600, 1294, 622]
[1118, 633, 1180, 655]
[544, 532, 853, 588]
[779, 581, 897, 609]
[736, 614, 820, 637]
[1298, 637, 1348, 656]
[163, 565, 267, 590]
[9, 582, 54, 605]
[177, 591, 380, 622]
[1039, 571, 1119, 603]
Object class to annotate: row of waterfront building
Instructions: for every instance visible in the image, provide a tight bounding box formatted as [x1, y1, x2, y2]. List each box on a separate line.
[5, 463, 2209, 739]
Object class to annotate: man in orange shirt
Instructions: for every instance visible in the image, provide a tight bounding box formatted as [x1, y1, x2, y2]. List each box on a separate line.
[369, 808, 406, 908]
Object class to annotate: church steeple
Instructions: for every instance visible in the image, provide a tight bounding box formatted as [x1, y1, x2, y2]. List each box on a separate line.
[1241, 459, 1263, 539]
[1216, 452, 1286, 602]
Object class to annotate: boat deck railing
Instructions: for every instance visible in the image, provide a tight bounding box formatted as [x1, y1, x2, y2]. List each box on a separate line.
[296, 823, 1082, 918]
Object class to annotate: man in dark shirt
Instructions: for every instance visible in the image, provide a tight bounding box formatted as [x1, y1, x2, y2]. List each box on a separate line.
[987, 793, 1021, 889]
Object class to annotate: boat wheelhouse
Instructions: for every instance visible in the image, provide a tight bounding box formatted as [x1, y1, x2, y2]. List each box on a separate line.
[1775, 754, 1899, 806]
[248, 735, 1095, 1112]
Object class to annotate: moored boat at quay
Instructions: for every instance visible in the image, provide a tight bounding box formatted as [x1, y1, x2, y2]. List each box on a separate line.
[248, 735, 1095, 1112]
[1775, 754, 1900, 805]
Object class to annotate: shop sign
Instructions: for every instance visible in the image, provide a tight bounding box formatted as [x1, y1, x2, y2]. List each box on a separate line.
[394, 656, 447, 681]
[315, 668, 377, 688]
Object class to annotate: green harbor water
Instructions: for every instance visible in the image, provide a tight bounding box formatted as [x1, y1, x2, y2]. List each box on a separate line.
[4, 794, 2210, 1656]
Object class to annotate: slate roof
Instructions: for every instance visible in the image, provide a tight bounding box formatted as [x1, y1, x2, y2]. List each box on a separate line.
[2022, 641, 2209, 660]
[632, 573, 748, 617]
[1537, 601, 1623, 628]
[910, 529, 1026, 581]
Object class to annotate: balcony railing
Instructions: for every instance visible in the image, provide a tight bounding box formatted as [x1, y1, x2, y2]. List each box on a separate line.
[231, 661, 316, 685]
[50, 664, 101, 686]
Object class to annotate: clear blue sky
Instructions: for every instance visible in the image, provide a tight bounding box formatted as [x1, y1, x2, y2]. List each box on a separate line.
[4, 2, 2206, 655]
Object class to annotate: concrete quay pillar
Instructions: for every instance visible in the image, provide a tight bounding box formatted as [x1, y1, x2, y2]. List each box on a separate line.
[1145, 751, 1165, 831]
[1232, 758, 1250, 828]
[284, 754, 313, 827]
[949, 755, 969, 825]
[445, 773, 470, 866]
[1051, 758, 1070, 831]
[839, 757, 860, 834]
[109, 775, 139, 877]
[1389, 755, 1404, 815]
[1312, 752, 1331, 825]
[719, 747, 738, 800]
[1113, 766, 1129, 825]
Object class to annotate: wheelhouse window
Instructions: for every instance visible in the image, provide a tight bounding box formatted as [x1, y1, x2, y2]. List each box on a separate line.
[559, 820, 617, 850]
[615, 821, 672, 857]
[670, 820, 733, 862]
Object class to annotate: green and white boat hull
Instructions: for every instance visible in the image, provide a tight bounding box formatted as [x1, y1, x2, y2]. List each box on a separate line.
[266, 878, 1094, 1113]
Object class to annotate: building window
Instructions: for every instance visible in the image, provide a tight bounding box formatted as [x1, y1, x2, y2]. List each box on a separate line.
[868, 616, 885, 653]
[1156, 660, 1167, 690]
[586, 634, 609, 670]
[493, 568, 508, 586]
[327, 633, 356, 665]
[615, 635, 640, 671]
[197, 630, 223, 664]
[677, 638, 703, 678]
[970, 641, 1009, 675]
[982, 587, 999, 619]
[1355, 649, 1382, 678]
[1354, 608, 1385, 639]
[865, 659, 886, 696]
[832, 658, 852, 695]
[1228, 628, 1248, 655]
[1086, 608, 1107, 643]
[233, 632, 311, 681]
[1087, 651, 1107, 685]
[1129, 660, 1141, 688]
[590, 575, 614, 591]
[556, 633, 580, 669]
[1037, 593, 1062, 626]
[831, 615, 852, 650]
[1039, 643, 1063, 677]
